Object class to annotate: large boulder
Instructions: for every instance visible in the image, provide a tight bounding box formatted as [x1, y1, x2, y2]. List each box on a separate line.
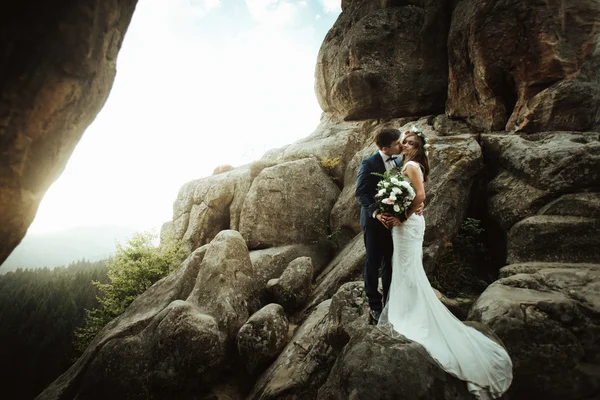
[301, 233, 365, 317]
[250, 244, 330, 295]
[0, 0, 138, 265]
[317, 328, 471, 400]
[486, 170, 550, 231]
[37, 230, 260, 399]
[483, 132, 600, 194]
[267, 257, 314, 311]
[247, 300, 335, 400]
[447, 0, 600, 132]
[186, 230, 260, 338]
[165, 164, 256, 251]
[507, 215, 600, 264]
[261, 114, 374, 185]
[250, 281, 505, 400]
[511, 79, 600, 133]
[422, 131, 483, 269]
[75, 301, 225, 399]
[315, 1, 450, 120]
[236, 304, 289, 375]
[239, 158, 340, 249]
[469, 263, 600, 400]
[483, 132, 600, 230]
[539, 192, 600, 218]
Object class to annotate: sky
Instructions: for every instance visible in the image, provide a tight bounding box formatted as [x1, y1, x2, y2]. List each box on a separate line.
[27, 0, 341, 234]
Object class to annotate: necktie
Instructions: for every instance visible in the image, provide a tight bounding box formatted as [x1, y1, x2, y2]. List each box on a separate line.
[386, 156, 397, 163]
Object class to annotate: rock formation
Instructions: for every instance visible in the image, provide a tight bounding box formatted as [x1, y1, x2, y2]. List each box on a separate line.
[0, 0, 594, 399]
[447, 0, 600, 132]
[315, 0, 450, 120]
[0, 0, 138, 265]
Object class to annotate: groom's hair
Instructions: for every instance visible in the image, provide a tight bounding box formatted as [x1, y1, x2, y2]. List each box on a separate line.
[374, 128, 401, 149]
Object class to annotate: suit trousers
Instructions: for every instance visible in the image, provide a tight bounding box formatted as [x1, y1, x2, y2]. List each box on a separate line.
[363, 218, 393, 312]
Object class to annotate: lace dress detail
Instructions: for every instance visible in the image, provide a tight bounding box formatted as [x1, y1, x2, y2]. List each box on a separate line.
[377, 161, 513, 399]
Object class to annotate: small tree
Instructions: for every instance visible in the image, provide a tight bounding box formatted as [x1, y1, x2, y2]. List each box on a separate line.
[74, 231, 185, 353]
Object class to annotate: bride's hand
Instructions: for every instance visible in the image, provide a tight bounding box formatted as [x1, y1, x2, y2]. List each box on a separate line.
[415, 202, 424, 216]
[386, 216, 402, 227]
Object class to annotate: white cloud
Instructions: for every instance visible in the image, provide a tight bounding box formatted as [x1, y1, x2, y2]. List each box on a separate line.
[181, 0, 221, 20]
[135, 0, 221, 31]
[322, 0, 340, 13]
[244, 0, 307, 27]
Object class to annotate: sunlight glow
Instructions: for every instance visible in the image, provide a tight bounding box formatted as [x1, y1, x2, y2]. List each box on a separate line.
[27, 0, 340, 234]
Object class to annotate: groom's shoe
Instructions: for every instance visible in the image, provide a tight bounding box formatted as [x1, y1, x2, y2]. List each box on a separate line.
[369, 309, 381, 325]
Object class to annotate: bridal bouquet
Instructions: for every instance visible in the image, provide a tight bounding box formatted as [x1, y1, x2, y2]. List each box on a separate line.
[373, 170, 415, 218]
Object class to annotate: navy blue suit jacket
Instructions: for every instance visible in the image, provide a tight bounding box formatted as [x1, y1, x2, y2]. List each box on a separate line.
[356, 152, 399, 227]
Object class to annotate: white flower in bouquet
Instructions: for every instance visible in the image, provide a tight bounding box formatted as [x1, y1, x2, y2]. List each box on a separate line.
[372, 169, 416, 218]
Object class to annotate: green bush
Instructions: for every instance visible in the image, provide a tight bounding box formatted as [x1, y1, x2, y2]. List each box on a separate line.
[74, 231, 185, 353]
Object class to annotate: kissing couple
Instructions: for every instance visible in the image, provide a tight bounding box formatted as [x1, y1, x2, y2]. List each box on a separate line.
[356, 127, 513, 399]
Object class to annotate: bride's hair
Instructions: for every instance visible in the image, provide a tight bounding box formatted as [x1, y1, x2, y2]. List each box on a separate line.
[403, 132, 430, 182]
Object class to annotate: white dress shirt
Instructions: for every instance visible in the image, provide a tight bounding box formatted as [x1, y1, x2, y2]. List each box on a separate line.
[379, 150, 398, 172]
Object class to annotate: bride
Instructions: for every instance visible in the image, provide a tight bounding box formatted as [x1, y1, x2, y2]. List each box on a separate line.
[377, 129, 513, 399]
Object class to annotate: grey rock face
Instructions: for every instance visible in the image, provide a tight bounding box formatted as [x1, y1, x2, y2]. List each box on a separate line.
[301, 232, 365, 317]
[315, 1, 450, 120]
[236, 304, 289, 375]
[247, 299, 335, 400]
[539, 192, 600, 219]
[261, 114, 374, 185]
[470, 263, 600, 400]
[250, 281, 504, 400]
[447, 0, 600, 132]
[507, 215, 600, 264]
[511, 79, 600, 133]
[167, 164, 256, 251]
[267, 257, 314, 311]
[483, 132, 600, 229]
[37, 231, 259, 400]
[186, 230, 259, 338]
[250, 244, 330, 292]
[239, 158, 340, 249]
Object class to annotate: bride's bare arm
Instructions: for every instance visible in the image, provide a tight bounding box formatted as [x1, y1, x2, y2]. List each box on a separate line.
[405, 164, 426, 219]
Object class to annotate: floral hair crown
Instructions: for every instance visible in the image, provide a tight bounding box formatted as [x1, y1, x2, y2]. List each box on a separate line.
[404, 125, 431, 155]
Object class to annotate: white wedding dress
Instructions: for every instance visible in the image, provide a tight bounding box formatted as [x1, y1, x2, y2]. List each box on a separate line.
[378, 161, 513, 399]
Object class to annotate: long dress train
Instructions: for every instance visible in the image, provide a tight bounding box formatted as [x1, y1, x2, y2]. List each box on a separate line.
[377, 162, 513, 399]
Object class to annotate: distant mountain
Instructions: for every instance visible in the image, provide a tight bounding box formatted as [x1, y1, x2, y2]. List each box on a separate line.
[0, 225, 137, 273]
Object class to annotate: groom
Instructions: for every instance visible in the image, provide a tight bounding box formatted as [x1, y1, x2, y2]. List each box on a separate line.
[356, 128, 403, 324]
